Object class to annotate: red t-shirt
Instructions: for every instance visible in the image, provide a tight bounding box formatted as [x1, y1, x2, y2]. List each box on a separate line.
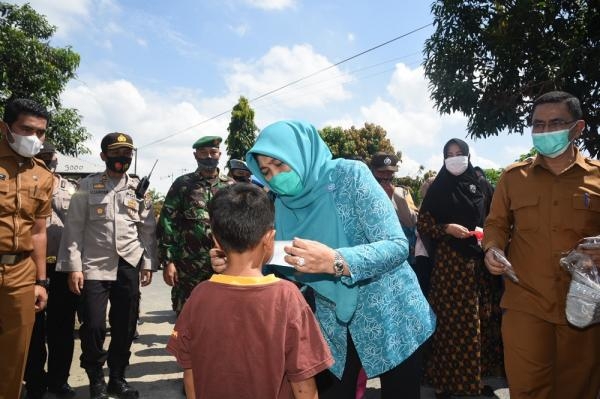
[167, 274, 333, 399]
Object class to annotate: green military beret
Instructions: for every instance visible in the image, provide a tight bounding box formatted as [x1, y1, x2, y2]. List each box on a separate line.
[192, 136, 222, 149]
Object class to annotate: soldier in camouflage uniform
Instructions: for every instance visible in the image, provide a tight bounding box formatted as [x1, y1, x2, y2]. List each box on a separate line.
[24, 141, 79, 399]
[157, 135, 233, 314]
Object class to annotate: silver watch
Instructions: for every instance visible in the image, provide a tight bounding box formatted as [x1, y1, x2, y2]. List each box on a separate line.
[333, 251, 345, 277]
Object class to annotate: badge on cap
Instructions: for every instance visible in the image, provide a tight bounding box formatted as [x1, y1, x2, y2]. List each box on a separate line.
[117, 134, 127, 143]
[384, 157, 392, 166]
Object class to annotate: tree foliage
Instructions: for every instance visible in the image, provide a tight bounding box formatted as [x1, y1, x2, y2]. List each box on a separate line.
[319, 122, 397, 164]
[225, 96, 258, 160]
[0, 2, 90, 155]
[424, 1, 600, 157]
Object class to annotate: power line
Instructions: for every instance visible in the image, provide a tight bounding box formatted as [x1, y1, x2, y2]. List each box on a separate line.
[137, 23, 432, 149]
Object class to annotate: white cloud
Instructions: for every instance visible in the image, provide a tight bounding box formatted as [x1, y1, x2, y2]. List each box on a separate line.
[243, 0, 296, 11]
[61, 79, 231, 193]
[225, 44, 351, 109]
[228, 23, 249, 37]
[347, 33, 355, 42]
[15, 0, 92, 37]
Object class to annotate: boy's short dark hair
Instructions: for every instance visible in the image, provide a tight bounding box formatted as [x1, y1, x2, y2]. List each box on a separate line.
[3, 98, 50, 126]
[531, 91, 582, 121]
[208, 183, 275, 253]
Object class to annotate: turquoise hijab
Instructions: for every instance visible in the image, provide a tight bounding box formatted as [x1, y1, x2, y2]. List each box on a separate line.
[246, 120, 358, 322]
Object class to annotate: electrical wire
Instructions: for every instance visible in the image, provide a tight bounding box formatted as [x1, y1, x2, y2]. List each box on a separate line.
[137, 23, 432, 149]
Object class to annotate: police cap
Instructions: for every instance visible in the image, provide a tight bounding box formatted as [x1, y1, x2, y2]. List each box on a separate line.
[227, 159, 250, 172]
[192, 136, 222, 149]
[101, 132, 134, 152]
[370, 152, 399, 172]
[38, 141, 57, 155]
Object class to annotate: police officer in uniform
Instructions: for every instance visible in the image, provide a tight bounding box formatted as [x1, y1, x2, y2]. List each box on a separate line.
[370, 152, 418, 264]
[227, 158, 252, 183]
[0, 99, 53, 399]
[157, 135, 233, 314]
[24, 141, 78, 398]
[57, 133, 157, 399]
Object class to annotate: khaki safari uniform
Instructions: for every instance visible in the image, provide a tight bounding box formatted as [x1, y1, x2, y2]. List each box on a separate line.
[392, 186, 418, 228]
[0, 137, 53, 399]
[484, 150, 600, 399]
[57, 171, 157, 373]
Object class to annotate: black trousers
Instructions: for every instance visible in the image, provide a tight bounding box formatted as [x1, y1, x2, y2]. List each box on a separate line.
[79, 258, 140, 373]
[317, 332, 423, 399]
[24, 264, 79, 392]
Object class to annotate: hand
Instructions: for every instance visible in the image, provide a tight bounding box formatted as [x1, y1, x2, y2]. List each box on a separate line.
[163, 262, 178, 286]
[576, 245, 600, 268]
[34, 285, 48, 312]
[140, 270, 153, 286]
[284, 238, 336, 275]
[484, 247, 507, 275]
[68, 271, 84, 295]
[209, 248, 227, 273]
[445, 223, 470, 239]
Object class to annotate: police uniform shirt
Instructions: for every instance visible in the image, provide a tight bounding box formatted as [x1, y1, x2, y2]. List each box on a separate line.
[0, 138, 53, 253]
[46, 175, 76, 262]
[57, 172, 158, 280]
[484, 149, 600, 323]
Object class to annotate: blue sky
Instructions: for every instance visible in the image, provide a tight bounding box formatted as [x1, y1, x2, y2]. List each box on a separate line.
[16, 0, 532, 194]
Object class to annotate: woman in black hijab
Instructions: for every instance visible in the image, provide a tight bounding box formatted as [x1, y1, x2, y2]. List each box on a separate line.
[418, 139, 502, 398]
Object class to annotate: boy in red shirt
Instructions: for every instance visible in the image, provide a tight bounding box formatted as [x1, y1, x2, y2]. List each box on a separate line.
[167, 183, 333, 399]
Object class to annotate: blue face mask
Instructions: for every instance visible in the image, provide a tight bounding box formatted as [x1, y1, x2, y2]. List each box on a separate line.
[269, 170, 303, 196]
[532, 128, 572, 158]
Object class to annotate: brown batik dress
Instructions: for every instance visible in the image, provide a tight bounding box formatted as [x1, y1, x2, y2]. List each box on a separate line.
[419, 212, 503, 395]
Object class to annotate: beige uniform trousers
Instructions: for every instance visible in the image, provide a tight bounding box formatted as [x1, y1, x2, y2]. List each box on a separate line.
[503, 309, 600, 399]
[0, 257, 36, 399]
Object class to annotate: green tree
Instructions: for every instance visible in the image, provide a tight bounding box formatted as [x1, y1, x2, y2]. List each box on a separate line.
[225, 96, 258, 160]
[424, 1, 600, 156]
[319, 122, 396, 164]
[147, 188, 165, 219]
[0, 2, 90, 155]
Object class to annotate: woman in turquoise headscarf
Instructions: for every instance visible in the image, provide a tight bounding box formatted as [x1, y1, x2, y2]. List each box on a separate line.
[212, 120, 435, 398]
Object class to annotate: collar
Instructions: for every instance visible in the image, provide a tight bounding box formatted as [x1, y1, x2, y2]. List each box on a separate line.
[0, 137, 35, 166]
[531, 147, 593, 173]
[209, 273, 279, 286]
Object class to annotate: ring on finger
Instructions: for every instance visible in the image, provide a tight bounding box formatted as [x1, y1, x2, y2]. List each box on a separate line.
[297, 257, 305, 267]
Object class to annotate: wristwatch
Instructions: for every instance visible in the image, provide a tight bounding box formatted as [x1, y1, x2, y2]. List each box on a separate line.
[35, 278, 49, 289]
[333, 252, 345, 277]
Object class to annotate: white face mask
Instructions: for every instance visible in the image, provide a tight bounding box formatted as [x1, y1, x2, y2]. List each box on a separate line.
[444, 155, 469, 176]
[8, 131, 43, 158]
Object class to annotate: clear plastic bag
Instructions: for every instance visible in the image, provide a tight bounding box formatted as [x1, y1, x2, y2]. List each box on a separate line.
[559, 239, 600, 328]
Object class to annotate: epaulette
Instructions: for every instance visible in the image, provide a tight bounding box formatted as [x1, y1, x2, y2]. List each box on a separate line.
[584, 158, 600, 168]
[503, 158, 534, 173]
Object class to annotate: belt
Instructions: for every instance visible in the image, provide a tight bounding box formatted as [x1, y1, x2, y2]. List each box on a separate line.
[0, 252, 30, 265]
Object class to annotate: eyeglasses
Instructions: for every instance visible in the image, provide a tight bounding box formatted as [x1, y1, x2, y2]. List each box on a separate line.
[196, 148, 220, 158]
[531, 119, 577, 133]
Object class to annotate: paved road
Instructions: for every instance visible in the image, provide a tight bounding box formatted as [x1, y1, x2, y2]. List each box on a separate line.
[37, 277, 509, 398]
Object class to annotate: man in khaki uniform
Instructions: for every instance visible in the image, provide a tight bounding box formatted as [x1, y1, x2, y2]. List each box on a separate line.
[0, 98, 53, 399]
[484, 91, 600, 398]
[370, 152, 418, 265]
[24, 141, 78, 398]
[58, 133, 157, 399]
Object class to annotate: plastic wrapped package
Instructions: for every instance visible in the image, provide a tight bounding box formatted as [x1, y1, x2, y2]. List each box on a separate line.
[560, 239, 600, 328]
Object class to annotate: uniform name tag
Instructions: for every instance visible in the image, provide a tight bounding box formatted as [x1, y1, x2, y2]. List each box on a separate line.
[93, 183, 105, 189]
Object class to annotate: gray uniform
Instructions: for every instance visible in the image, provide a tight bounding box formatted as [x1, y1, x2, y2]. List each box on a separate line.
[46, 175, 76, 262]
[57, 172, 157, 277]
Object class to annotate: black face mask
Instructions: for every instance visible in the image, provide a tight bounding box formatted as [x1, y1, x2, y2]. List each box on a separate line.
[44, 159, 58, 171]
[106, 156, 132, 173]
[376, 177, 393, 184]
[196, 158, 219, 170]
[232, 175, 250, 183]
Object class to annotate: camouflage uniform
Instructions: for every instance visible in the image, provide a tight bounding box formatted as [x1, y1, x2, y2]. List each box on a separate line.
[157, 170, 233, 313]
